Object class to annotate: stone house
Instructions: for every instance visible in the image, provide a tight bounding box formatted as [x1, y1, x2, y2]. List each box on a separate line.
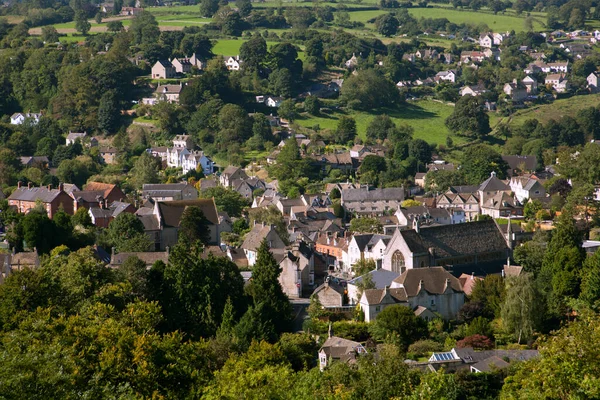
[219, 166, 249, 187]
[319, 334, 367, 371]
[241, 223, 287, 267]
[341, 187, 405, 216]
[99, 146, 118, 164]
[276, 241, 315, 298]
[151, 60, 176, 79]
[70, 182, 127, 212]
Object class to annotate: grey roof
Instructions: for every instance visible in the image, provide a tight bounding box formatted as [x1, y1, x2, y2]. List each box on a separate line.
[352, 234, 375, 251]
[478, 173, 509, 192]
[156, 59, 173, 68]
[502, 155, 537, 171]
[453, 347, 539, 365]
[349, 268, 400, 289]
[143, 183, 191, 191]
[157, 199, 219, 226]
[8, 187, 63, 203]
[138, 214, 160, 231]
[448, 185, 479, 194]
[342, 187, 405, 202]
[399, 220, 508, 259]
[393, 267, 463, 296]
[241, 224, 286, 251]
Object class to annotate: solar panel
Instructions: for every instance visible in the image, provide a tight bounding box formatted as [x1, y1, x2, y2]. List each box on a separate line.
[433, 352, 454, 361]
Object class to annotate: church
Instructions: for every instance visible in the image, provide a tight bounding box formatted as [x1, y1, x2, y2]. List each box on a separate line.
[381, 219, 510, 276]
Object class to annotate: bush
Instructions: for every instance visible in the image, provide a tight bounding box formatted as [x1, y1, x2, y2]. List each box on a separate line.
[407, 339, 444, 358]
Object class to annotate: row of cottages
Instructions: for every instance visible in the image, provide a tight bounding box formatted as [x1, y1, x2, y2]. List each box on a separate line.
[524, 59, 569, 74]
[142, 83, 184, 105]
[151, 55, 205, 79]
[142, 182, 198, 202]
[340, 187, 405, 216]
[401, 49, 454, 64]
[135, 198, 228, 251]
[10, 112, 41, 125]
[8, 182, 74, 218]
[0, 249, 41, 284]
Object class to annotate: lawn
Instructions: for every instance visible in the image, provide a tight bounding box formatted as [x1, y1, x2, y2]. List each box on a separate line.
[213, 39, 305, 59]
[350, 7, 544, 32]
[508, 94, 600, 128]
[295, 99, 459, 145]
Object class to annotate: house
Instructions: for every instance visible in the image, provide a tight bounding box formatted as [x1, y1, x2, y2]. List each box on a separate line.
[436, 190, 480, 221]
[345, 53, 359, 69]
[241, 223, 287, 267]
[503, 80, 528, 102]
[147, 146, 169, 162]
[312, 281, 346, 308]
[99, 147, 118, 164]
[266, 96, 283, 108]
[71, 182, 127, 212]
[342, 234, 390, 271]
[588, 72, 600, 93]
[20, 156, 49, 169]
[381, 219, 509, 275]
[426, 347, 539, 372]
[415, 49, 438, 60]
[359, 267, 464, 321]
[479, 33, 493, 48]
[314, 232, 351, 271]
[502, 155, 538, 176]
[545, 73, 569, 93]
[142, 182, 198, 201]
[171, 57, 192, 74]
[460, 51, 486, 64]
[0, 250, 41, 283]
[154, 83, 183, 103]
[396, 206, 465, 228]
[151, 60, 176, 79]
[548, 61, 569, 73]
[66, 131, 86, 145]
[347, 268, 400, 304]
[480, 191, 523, 218]
[434, 70, 456, 83]
[88, 201, 136, 228]
[189, 53, 206, 70]
[182, 151, 214, 175]
[8, 182, 74, 218]
[10, 112, 41, 125]
[509, 177, 546, 203]
[318, 332, 367, 371]
[219, 166, 248, 187]
[313, 152, 357, 174]
[521, 76, 538, 94]
[225, 56, 241, 71]
[277, 241, 315, 297]
[233, 177, 266, 200]
[341, 187, 405, 216]
[108, 250, 169, 269]
[138, 198, 222, 250]
[173, 134, 193, 149]
[120, 6, 143, 15]
[461, 84, 488, 97]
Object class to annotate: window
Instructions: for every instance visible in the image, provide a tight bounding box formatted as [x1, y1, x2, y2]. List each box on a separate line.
[375, 306, 381, 312]
[391, 251, 405, 273]
[431, 299, 436, 306]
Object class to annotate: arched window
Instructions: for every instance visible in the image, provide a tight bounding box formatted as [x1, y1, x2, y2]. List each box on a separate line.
[391, 251, 406, 273]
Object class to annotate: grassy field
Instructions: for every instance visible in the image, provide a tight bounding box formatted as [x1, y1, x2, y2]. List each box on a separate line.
[295, 99, 460, 145]
[213, 39, 305, 59]
[508, 94, 600, 128]
[350, 7, 544, 32]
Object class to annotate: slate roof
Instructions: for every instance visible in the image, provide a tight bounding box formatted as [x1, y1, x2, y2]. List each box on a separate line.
[138, 214, 160, 231]
[361, 287, 407, 304]
[502, 155, 537, 171]
[241, 224, 286, 251]
[349, 268, 400, 289]
[320, 336, 364, 362]
[448, 185, 479, 194]
[471, 356, 510, 372]
[399, 220, 508, 259]
[453, 347, 539, 364]
[478, 173, 509, 192]
[393, 267, 463, 296]
[156, 59, 173, 68]
[8, 187, 64, 203]
[156, 84, 183, 94]
[342, 187, 405, 202]
[157, 199, 219, 226]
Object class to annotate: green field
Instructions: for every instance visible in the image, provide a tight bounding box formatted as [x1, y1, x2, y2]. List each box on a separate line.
[508, 94, 600, 128]
[350, 7, 544, 32]
[295, 99, 460, 145]
[213, 39, 305, 59]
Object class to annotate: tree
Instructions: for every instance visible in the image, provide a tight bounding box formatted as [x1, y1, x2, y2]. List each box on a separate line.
[368, 305, 428, 349]
[235, 0, 252, 17]
[130, 152, 160, 189]
[178, 206, 211, 245]
[278, 99, 297, 121]
[579, 251, 600, 309]
[95, 12, 103, 25]
[269, 68, 293, 98]
[41, 26, 59, 43]
[461, 145, 508, 185]
[445, 96, 490, 138]
[107, 213, 152, 252]
[118, 256, 149, 298]
[200, 186, 249, 217]
[221, 12, 244, 36]
[367, 114, 396, 141]
[56, 159, 90, 187]
[340, 69, 401, 110]
[239, 35, 267, 72]
[376, 13, 399, 37]
[200, 0, 220, 17]
[501, 273, 544, 343]
[97, 90, 120, 134]
[408, 139, 432, 165]
[456, 334, 494, 350]
[106, 20, 124, 32]
[470, 275, 506, 319]
[359, 155, 387, 179]
[303, 96, 320, 115]
[75, 11, 91, 35]
[349, 217, 383, 234]
[21, 211, 58, 254]
[243, 239, 293, 338]
[334, 116, 357, 144]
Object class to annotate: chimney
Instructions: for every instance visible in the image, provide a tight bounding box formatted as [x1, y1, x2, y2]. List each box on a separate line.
[418, 279, 425, 292]
[326, 236, 330, 245]
[47, 184, 51, 190]
[17, 181, 21, 188]
[59, 183, 64, 192]
[328, 322, 333, 338]
[27, 182, 32, 189]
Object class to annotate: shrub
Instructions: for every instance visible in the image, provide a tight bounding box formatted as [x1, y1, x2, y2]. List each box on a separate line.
[407, 339, 444, 358]
[456, 334, 494, 350]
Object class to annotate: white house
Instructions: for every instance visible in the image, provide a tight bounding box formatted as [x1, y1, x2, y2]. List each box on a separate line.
[10, 113, 41, 125]
[266, 96, 283, 108]
[545, 73, 569, 93]
[171, 57, 192, 74]
[345, 53, 359, 69]
[460, 84, 488, 97]
[319, 334, 367, 371]
[588, 72, 599, 92]
[151, 60, 176, 79]
[181, 151, 214, 175]
[241, 224, 286, 267]
[479, 34, 493, 48]
[225, 56, 241, 71]
[66, 131, 86, 145]
[509, 177, 546, 203]
[166, 147, 190, 169]
[435, 70, 456, 83]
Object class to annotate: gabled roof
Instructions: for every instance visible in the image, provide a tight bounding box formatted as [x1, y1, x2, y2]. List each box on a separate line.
[157, 199, 219, 226]
[155, 59, 173, 68]
[342, 187, 405, 202]
[502, 155, 537, 171]
[361, 287, 407, 304]
[348, 268, 400, 289]
[478, 172, 509, 192]
[393, 267, 463, 296]
[8, 187, 64, 203]
[241, 224, 286, 251]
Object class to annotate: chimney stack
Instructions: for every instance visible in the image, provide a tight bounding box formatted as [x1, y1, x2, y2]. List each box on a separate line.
[17, 181, 21, 188]
[47, 184, 51, 190]
[59, 183, 64, 192]
[27, 182, 32, 189]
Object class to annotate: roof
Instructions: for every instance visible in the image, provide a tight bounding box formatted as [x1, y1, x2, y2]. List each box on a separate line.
[452, 347, 539, 364]
[157, 199, 219, 227]
[8, 187, 64, 203]
[398, 220, 508, 259]
[471, 356, 510, 372]
[66, 131, 86, 140]
[478, 172, 509, 192]
[319, 336, 363, 361]
[502, 155, 537, 171]
[342, 187, 405, 202]
[349, 268, 400, 289]
[155, 59, 173, 68]
[393, 267, 463, 296]
[143, 183, 194, 193]
[361, 287, 407, 304]
[458, 273, 482, 296]
[241, 224, 286, 251]
[156, 84, 183, 94]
